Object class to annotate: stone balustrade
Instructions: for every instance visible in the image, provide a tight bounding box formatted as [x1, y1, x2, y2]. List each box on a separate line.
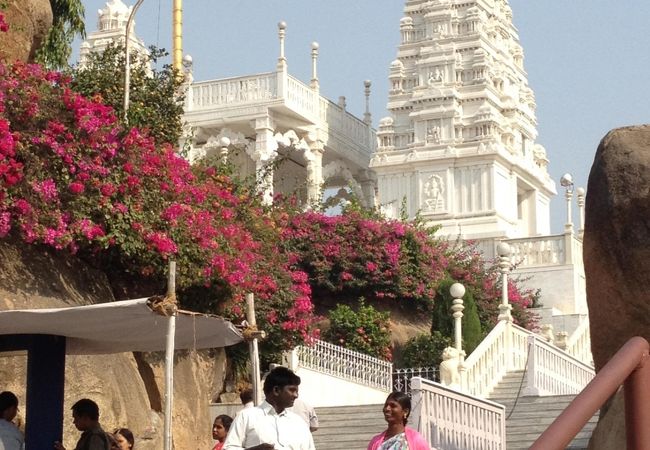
[187, 72, 374, 152]
[506, 232, 583, 268]
[410, 377, 506, 450]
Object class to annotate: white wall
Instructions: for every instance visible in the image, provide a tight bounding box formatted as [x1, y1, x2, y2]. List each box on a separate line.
[294, 367, 389, 407]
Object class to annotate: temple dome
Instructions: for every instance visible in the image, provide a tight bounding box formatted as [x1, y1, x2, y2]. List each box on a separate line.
[97, 0, 131, 31]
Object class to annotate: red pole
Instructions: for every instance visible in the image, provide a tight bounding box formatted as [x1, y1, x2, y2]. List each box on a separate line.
[531, 337, 650, 450]
[625, 346, 650, 450]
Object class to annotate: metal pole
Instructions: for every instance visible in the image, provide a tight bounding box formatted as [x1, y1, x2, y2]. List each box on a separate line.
[624, 346, 650, 449]
[163, 261, 177, 450]
[246, 293, 262, 405]
[123, 0, 144, 124]
[172, 0, 183, 72]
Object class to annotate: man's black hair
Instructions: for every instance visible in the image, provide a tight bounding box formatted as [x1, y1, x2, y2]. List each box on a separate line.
[262, 366, 301, 395]
[0, 391, 18, 413]
[71, 398, 100, 421]
[239, 388, 253, 404]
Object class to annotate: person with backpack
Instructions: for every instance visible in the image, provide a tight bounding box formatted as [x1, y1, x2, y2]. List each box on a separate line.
[54, 398, 110, 450]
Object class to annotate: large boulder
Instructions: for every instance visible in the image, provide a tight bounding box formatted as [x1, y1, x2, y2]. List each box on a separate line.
[0, 239, 226, 449]
[584, 125, 650, 449]
[0, 0, 53, 62]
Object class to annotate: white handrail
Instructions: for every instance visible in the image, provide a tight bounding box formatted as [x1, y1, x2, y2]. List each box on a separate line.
[410, 377, 506, 450]
[524, 334, 595, 396]
[285, 339, 393, 391]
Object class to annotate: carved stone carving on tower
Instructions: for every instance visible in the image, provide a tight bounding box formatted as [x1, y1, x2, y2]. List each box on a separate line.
[79, 0, 149, 67]
[374, 0, 556, 240]
[422, 173, 446, 213]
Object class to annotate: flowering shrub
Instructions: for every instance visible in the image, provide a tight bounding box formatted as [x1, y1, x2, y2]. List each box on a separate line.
[324, 300, 392, 360]
[0, 60, 318, 361]
[280, 210, 447, 312]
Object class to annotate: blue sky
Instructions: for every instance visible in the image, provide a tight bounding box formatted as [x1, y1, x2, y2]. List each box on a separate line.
[78, 0, 650, 233]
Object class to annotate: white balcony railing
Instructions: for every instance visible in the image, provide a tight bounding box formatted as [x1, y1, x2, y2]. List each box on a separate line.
[523, 334, 595, 396]
[190, 72, 278, 109]
[284, 339, 392, 391]
[186, 71, 374, 155]
[507, 233, 583, 268]
[410, 377, 506, 450]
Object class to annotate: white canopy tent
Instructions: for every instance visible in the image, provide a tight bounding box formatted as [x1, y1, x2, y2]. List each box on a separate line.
[0, 297, 243, 354]
[0, 297, 244, 450]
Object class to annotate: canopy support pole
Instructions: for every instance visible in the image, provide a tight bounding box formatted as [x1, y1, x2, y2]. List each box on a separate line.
[163, 261, 177, 450]
[246, 293, 262, 405]
[25, 335, 66, 450]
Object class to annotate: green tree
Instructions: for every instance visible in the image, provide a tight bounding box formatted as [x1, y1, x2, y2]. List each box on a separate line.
[35, 0, 86, 69]
[399, 331, 451, 368]
[69, 44, 185, 146]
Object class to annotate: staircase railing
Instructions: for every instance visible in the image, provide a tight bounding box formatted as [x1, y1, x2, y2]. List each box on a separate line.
[531, 337, 650, 449]
[565, 318, 592, 365]
[410, 377, 506, 450]
[283, 339, 393, 391]
[462, 321, 530, 397]
[462, 319, 594, 398]
[523, 334, 595, 396]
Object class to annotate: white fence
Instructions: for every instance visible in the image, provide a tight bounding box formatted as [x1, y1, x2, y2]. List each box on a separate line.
[410, 377, 506, 450]
[284, 339, 392, 390]
[523, 334, 595, 396]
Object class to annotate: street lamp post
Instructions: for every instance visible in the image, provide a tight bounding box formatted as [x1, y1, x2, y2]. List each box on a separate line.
[560, 173, 575, 232]
[123, 0, 145, 124]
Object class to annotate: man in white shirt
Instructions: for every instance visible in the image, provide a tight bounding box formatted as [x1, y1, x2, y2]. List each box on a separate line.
[289, 398, 318, 433]
[0, 391, 24, 450]
[223, 367, 315, 450]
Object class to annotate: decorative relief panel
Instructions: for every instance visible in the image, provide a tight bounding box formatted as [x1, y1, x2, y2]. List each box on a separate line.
[421, 172, 447, 214]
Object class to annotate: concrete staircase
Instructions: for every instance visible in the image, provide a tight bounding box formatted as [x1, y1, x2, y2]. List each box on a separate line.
[488, 370, 599, 449]
[313, 404, 385, 450]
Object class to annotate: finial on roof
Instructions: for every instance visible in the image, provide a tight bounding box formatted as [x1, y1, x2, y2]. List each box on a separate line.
[277, 21, 287, 70]
[364, 80, 372, 125]
[310, 42, 319, 91]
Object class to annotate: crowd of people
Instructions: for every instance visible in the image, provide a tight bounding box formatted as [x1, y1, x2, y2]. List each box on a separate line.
[1, 366, 430, 450]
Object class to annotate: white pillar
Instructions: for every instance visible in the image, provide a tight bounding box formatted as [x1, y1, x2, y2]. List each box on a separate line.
[310, 42, 319, 91]
[253, 116, 277, 205]
[305, 146, 323, 206]
[363, 80, 372, 125]
[576, 187, 585, 240]
[450, 283, 466, 353]
[497, 242, 513, 322]
[450, 282, 466, 391]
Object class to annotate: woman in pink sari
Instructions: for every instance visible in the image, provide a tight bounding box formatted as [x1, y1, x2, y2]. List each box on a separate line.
[367, 392, 430, 450]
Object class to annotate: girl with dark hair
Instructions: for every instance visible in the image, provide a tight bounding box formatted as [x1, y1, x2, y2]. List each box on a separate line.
[113, 428, 134, 450]
[367, 392, 430, 450]
[211, 414, 233, 450]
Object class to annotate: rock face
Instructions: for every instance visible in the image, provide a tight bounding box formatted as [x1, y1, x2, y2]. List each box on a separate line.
[584, 125, 650, 449]
[0, 239, 226, 449]
[0, 0, 53, 63]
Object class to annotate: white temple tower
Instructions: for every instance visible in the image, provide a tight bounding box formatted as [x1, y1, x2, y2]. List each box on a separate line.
[373, 0, 556, 241]
[79, 0, 149, 67]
